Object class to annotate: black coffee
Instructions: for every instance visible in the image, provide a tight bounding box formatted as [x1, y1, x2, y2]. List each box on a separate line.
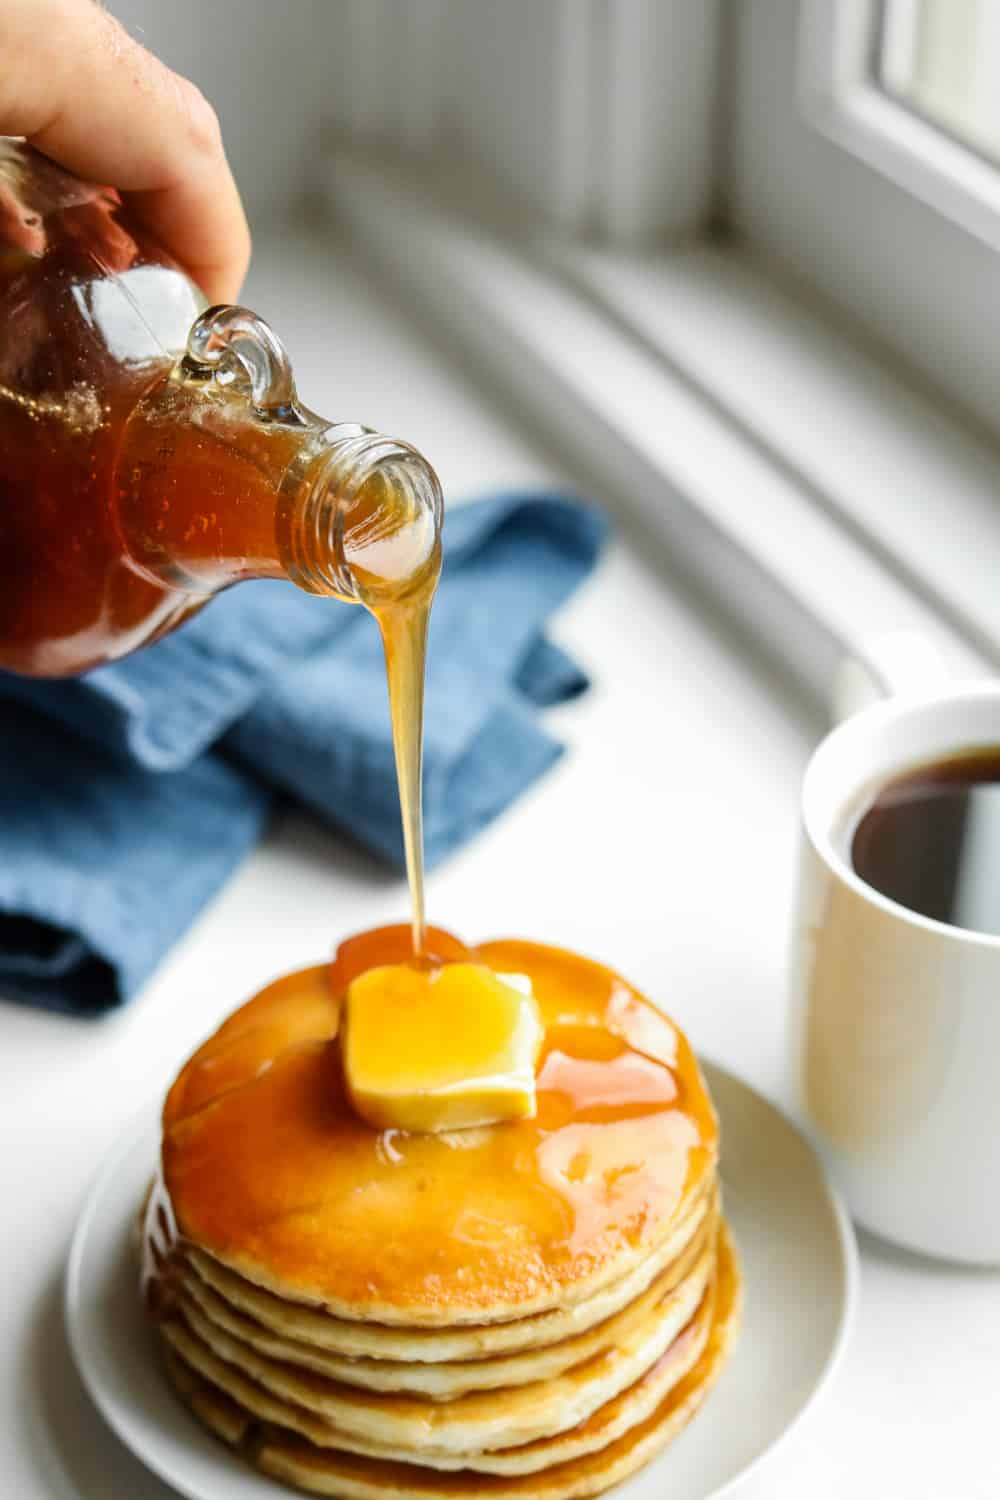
[850, 747, 1000, 935]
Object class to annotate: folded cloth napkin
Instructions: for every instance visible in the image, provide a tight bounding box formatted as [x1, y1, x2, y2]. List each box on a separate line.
[0, 493, 608, 1015]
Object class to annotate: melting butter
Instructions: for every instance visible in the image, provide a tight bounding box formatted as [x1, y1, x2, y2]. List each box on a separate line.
[343, 962, 544, 1133]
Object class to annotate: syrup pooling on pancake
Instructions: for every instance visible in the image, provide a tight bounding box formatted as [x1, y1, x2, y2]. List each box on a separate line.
[148, 926, 718, 1325]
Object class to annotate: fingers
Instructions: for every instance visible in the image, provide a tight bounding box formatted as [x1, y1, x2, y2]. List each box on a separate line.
[0, 0, 250, 302]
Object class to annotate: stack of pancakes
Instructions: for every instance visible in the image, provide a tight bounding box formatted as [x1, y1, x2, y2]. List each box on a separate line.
[144, 938, 741, 1498]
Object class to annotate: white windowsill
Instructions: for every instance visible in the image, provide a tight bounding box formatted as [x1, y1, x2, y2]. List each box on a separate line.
[554, 239, 1000, 664]
[322, 147, 992, 709]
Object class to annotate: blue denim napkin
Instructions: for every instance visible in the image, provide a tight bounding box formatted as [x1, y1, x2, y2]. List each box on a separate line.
[0, 494, 607, 1014]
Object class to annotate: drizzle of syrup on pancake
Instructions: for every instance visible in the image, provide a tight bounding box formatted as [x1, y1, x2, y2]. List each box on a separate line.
[146, 926, 718, 1322]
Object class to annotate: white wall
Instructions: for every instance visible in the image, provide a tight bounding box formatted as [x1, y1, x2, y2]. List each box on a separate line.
[111, 1, 723, 247]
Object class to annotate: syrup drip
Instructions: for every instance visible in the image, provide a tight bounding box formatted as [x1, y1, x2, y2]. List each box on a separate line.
[342, 475, 441, 959]
[374, 597, 432, 955]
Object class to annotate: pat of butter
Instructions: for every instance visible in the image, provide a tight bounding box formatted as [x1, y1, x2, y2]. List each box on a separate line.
[343, 962, 544, 1133]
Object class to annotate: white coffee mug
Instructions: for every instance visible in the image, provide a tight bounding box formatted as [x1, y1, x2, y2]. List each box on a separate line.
[790, 678, 1000, 1264]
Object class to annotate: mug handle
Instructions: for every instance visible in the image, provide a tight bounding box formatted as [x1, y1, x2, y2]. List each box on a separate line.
[829, 629, 985, 723]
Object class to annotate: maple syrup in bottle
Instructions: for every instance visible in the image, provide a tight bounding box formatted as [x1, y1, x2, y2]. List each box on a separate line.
[0, 138, 442, 678]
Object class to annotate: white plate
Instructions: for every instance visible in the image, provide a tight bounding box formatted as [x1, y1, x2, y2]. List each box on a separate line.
[66, 1062, 857, 1500]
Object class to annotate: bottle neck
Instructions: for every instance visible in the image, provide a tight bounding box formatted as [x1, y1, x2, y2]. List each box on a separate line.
[115, 370, 442, 607]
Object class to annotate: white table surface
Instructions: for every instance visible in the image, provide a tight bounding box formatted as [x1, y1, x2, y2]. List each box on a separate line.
[3, 232, 997, 1500]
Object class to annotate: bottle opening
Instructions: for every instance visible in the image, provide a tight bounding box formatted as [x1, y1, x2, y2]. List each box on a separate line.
[285, 432, 443, 606]
[339, 453, 441, 607]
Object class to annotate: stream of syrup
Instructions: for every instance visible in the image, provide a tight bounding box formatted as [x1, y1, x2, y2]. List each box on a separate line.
[342, 469, 441, 957]
[373, 596, 433, 955]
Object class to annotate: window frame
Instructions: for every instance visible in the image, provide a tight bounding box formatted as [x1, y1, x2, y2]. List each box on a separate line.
[730, 0, 1000, 441]
[800, 0, 1000, 254]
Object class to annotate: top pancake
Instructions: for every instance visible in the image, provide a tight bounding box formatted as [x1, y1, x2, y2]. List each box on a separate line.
[158, 937, 718, 1326]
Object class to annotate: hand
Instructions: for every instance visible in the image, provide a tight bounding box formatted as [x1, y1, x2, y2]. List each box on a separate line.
[0, 0, 250, 303]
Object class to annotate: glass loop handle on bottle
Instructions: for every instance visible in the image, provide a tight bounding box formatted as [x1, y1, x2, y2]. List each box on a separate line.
[182, 305, 303, 423]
